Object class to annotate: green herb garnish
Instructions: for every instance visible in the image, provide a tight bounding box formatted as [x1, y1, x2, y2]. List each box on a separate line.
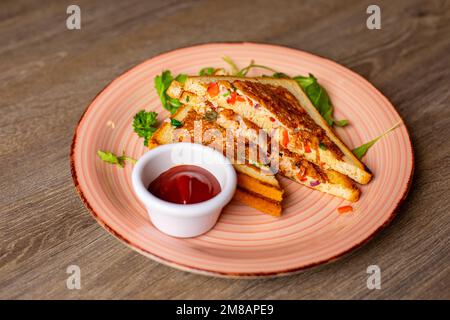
[223, 56, 278, 77]
[352, 121, 402, 159]
[293, 74, 348, 127]
[154, 70, 186, 114]
[223, 92, 230, 97]
[170, 118, 183, 128]
[174, 73, 187, 84]
[199, 67, 215, 76]
[319, 143, 327, 150]
[272, 72, 290, 79]
[204, 110, 218, 122]
[222, 56, 240, 75]
[97, 150, 136, 168]
[239, 61, 277, 76]
[133, 110, 158, 146]
[333, 119, 350, 127]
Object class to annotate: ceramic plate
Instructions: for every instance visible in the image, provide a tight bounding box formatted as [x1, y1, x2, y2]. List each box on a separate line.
[71, 43, 413, 277]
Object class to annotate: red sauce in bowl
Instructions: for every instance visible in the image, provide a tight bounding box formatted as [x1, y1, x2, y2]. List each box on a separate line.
[148, 165, 221, 204]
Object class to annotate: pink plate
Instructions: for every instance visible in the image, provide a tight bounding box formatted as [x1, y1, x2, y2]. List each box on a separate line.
[71, 43, 413, 277]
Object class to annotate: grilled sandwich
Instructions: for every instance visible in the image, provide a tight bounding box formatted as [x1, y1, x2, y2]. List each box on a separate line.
[167, 76, 372, 185]
[194, 106, 360, 202]
[148, 105, 284, 217]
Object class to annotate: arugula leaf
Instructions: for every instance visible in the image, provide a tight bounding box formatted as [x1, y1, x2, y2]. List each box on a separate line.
[293, 74, 348, 127]
[133, 110, 158, 146]
[272, 72, 290, 79]
[334, 119, 350, 127]
[223, 56, 279, 77]
[293, 74, 316, 88]
[168, 97, 182, 109]
[97, 150, 136, 168]
[170, 118, 183, 128]
[154, 72, 169, 111]
[222, 56, 240, 75]
[238, 61, 278, 77]
[199, 67, 215, 76]
[154, 70, 186, 114]
[236, 60, 255, 76]
[175, 74, 187, 84]
[352, 121, 403, 159]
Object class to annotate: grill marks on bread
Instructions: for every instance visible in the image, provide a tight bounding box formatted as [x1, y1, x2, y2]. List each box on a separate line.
[233, 80, 344, 159]
[180, 109, 329, 183]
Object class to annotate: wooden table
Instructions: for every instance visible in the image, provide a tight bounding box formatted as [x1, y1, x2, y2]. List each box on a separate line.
[1, 0, 449, 299]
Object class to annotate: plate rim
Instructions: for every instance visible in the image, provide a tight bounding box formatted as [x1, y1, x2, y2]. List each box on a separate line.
[70, 42, 414, 278]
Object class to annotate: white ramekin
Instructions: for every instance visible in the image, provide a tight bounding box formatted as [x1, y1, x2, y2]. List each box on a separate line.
[131, 143, 237, 238]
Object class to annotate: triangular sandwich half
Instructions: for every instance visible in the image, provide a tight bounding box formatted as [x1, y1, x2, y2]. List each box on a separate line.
[167, 76, 372, 185]
[191, 105, 360, 202]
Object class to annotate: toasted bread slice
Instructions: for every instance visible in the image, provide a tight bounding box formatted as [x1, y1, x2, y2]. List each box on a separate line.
[169, 76, 372, 185]
[233, 188, 282, 217]
[148, 105, 283, 216]
[193, 106, 360, 202]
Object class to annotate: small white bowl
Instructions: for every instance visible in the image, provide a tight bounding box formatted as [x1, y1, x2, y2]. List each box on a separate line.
[132, 143, 237, 238]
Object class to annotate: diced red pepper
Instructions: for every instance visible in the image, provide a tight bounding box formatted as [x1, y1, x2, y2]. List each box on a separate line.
[296, 172, 307, 182]
[226, 92, 237, 104]
[247, 97, 254, 106]
[337, 205, 353, 214]
[236, 95, 245, 102]
[304, 144, 311, 153]
[281, 129, 289, 148]
[207, 82, 219, 97]
[270, 117, 276, 122]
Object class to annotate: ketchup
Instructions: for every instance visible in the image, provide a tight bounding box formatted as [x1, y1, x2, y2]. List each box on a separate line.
[148, 165, 221, 204]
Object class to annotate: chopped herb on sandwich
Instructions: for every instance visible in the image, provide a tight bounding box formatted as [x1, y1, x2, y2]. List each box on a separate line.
[204, 110, 218, 122]
[319, 142, 327, 150]
[170, 118, 183, 128]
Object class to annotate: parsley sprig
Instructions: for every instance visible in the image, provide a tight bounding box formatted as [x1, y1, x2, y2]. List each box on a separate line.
[97, 150, 136, 167]
[132, 110, 158, 146]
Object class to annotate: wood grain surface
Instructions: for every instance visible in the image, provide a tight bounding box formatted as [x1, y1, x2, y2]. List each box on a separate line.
[1, 0, 449, 299]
